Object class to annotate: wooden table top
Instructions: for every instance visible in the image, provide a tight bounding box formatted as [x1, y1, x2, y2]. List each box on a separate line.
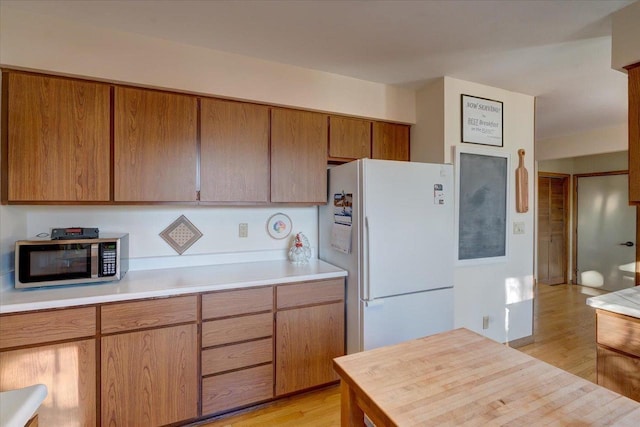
[333, 328, 640, 426]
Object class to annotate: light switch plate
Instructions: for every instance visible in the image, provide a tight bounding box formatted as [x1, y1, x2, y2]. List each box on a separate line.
[239, 223, 248, 238]
[513, 222, 525, 235]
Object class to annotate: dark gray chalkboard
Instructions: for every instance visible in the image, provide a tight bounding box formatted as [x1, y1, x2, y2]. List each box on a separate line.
[458, 152, 507, 260]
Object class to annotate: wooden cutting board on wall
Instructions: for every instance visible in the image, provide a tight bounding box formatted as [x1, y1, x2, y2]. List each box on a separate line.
[516, 149, 529, 213]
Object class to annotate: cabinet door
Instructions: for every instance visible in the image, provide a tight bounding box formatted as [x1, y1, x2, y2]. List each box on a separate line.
[200, 99, 270, 202]
[271, 108, 328, 203]
[372, 122, 410, 161]
[629, 65, 639, 203]
[329, 116, 371, 161]
[101, 324, 198, 426]
[275, 301, 344, 395]
[114, 87, 197, 201]
[0, 339, 97, 426]
[5, 72, 110, 202]
[597, 346, 640, 401]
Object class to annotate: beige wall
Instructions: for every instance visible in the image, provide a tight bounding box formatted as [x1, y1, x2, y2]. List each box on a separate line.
[535, 124, 628, 161]
[612, 0, 640, 71]
[413, 77, 536, 343]
[0, 6, 415, 123]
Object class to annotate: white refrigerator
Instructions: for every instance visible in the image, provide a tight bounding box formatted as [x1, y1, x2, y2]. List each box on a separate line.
[319, 159, 454, 354]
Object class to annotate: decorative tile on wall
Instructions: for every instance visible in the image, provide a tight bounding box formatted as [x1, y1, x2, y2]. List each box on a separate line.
[159, 215, 203, 255]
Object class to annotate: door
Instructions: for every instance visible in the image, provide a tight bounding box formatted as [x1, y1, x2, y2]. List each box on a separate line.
[537, 174, 569, 285]
[362, 160, 454, 300]
[576, 173, 636, 291]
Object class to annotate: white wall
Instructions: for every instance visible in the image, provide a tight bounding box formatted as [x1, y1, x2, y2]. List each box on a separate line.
[413, 77, 535, 343]
[612, 0, 640, 71]
[535, 123, 628, 161]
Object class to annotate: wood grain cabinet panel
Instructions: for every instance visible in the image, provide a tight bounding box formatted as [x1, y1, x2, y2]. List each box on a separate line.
[372, 121, 410, 161]
[202, 287, 273, 320]
[275, 301, 344, 395]
[270, 108, 328, 203]
[597, 346, 640, 402]
[629, 64, 639, 203]
[329, 116, 371, 161]
[114, 86, 197, 202]
[202, 364, 273, 415]
[200, 98, 270, 202]
[202, 313, 273, 348]
[101, 324, 198, 426]
[597, 310, 640, 358]
[4, 72, 110, 202]
[596, 309, 640, 402]
[276, 278, 344, 309]
[0, 339, 97, 426]
[0, 307, 96, 349]
[202, 338, 272, 375]
[101, 295, 197, 334]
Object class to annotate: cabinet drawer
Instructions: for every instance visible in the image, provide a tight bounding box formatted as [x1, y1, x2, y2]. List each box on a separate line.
[101, 295, 197, 334]
[202, 338, 272, 375]
[277, 278, 344, 309]
[0, 307, 96, 349]
[202, 313, 272, 347]
[597, 310, 640, 358]
[202, 364, 273, 415]
[202, 287, 272, 320]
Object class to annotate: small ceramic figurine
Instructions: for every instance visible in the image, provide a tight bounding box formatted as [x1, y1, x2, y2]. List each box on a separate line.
[288, 232, 312, 264]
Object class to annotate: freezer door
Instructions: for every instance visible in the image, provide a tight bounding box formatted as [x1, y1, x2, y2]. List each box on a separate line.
[362, 160, 453, 300]
[361, 287, 453, 351]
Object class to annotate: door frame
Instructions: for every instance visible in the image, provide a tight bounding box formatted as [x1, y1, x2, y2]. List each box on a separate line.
[572, 170, 633, 285]
[537, 172, 570, 285]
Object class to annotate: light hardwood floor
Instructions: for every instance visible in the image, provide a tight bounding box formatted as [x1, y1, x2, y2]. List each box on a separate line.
[195, 283, 606, 427]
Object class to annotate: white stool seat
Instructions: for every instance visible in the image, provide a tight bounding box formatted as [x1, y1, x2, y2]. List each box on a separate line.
[0, 384, 47, 427]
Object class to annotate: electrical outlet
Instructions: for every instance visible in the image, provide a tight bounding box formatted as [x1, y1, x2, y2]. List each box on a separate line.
[513, 222, 525, 235]
[482, 316, 489, 330]
[239, 223, 248, 238]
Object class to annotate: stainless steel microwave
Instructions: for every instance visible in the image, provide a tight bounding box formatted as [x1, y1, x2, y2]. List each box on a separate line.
[15, 234, 129, 288]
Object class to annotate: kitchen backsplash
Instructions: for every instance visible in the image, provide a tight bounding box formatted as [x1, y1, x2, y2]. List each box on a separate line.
[20, 205, 318, 270]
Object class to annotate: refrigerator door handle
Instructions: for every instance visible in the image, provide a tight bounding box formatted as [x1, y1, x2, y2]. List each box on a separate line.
[364, 215, 371, 301]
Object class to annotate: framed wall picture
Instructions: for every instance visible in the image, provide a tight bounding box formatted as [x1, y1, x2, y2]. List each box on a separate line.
[455, 145, 510, 264]
[461, 94, 503, 147]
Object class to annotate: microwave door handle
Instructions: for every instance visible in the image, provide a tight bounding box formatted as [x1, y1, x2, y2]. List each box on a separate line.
[91, 244, 99, 278]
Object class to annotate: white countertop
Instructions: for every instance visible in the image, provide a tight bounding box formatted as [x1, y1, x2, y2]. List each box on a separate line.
[0, 259, 346, 314]
[586, 286, 640, 319]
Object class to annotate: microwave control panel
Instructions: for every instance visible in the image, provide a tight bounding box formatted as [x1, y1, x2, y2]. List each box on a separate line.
[101, 242, 118, 276]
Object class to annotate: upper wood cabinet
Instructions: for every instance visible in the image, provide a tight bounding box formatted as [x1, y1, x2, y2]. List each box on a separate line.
[372, 121, 410, 161]
[200, 99, 270, 202]
[3, 72, 111, 202]
[328, 115, 371, 161]
[270, 108, 328, 203]
[114, 86, 198, 202]
[629, 64, 639, 203]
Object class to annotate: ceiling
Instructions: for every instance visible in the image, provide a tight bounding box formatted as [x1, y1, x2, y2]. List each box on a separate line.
[2, 0, 635, 141]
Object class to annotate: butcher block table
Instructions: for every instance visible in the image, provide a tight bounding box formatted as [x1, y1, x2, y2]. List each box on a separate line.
[333, 328, 640, 426]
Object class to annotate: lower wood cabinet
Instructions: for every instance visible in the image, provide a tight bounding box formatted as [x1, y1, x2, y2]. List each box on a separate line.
[0, 278, 345, 426]
[0, 307, 97, 426]
[101, 323, 199, 426]
[0, 339, 97, 426]
[596, 309, 640, 402]
[275, 278, 345, 396]
[200, 287, 274, 417]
